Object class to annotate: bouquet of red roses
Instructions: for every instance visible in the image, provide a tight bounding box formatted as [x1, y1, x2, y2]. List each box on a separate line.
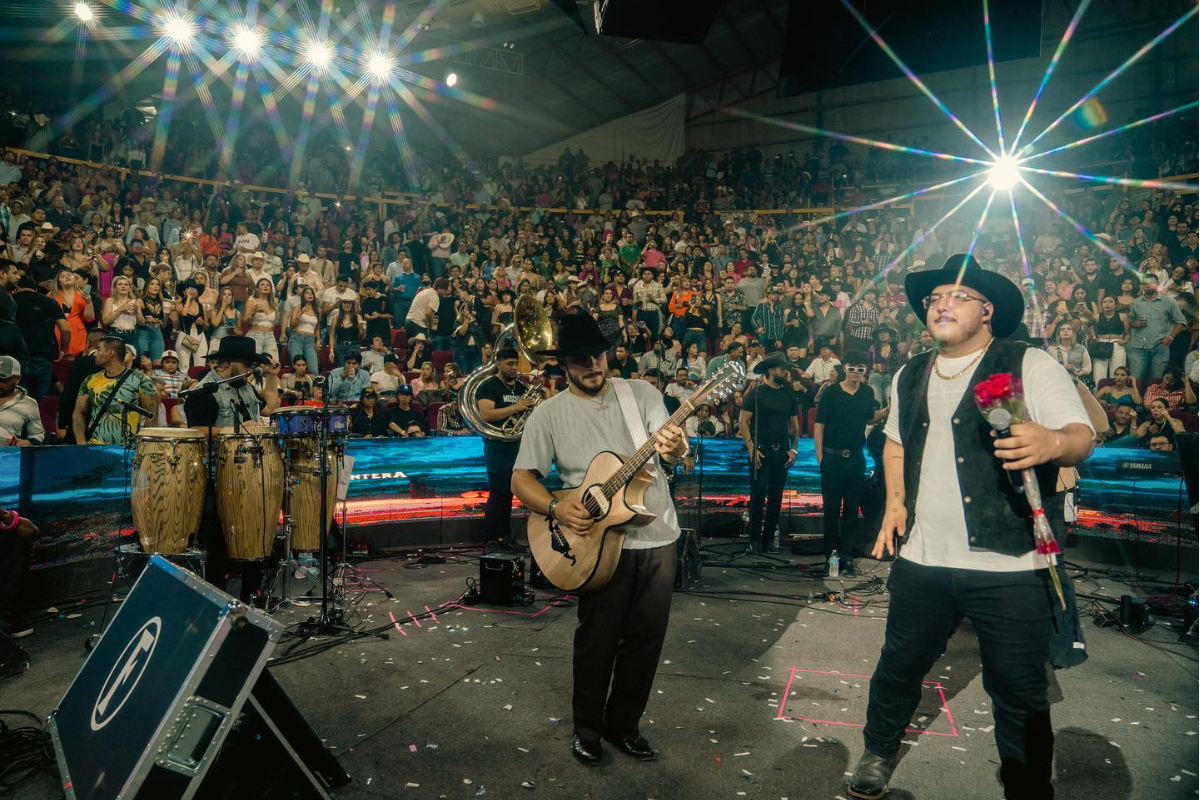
[973, 372, 1066, 608]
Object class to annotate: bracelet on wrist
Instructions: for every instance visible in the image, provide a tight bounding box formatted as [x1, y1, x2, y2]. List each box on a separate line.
[547, 498, 559, 521]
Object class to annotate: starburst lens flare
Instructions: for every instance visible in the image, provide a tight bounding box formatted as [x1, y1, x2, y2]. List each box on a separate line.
[987, 156, 1021, 192]
[159, 13, 195, 50]
[231, 25, 264, 61]
[366, 51, 395, 83]
[304, 40, 333, 71]
[73, 2, 94, 22]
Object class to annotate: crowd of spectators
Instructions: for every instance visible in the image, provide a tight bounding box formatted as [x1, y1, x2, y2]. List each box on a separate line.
[0, 96, 1195, 451]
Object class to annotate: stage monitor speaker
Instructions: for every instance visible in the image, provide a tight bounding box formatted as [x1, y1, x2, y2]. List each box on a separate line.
[48, 556, 349, 800]
[479, 552, 526, 605]
[675, 528, 702, 590]
[592, 0, 722, 45]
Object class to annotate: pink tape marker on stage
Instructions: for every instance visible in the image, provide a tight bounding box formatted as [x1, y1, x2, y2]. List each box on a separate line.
[777, 667, 959, 738]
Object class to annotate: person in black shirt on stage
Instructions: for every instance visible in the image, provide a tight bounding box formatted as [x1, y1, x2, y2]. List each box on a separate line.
[738, 352, 800, 553]
[814, 350, 886, 575]
[474, 347, 534, 548]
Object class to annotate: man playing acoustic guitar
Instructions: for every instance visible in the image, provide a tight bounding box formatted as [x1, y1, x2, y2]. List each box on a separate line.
[511, 313, 689, 767]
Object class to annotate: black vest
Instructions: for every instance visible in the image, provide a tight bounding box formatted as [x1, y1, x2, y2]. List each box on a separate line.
[897, 339, 1062, 557]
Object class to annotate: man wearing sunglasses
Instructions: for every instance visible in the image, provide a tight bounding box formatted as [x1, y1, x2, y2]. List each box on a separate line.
[846, 255, 1094, 800]
[814, 350, 886, 576]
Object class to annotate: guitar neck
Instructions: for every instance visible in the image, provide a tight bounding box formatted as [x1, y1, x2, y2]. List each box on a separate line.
[600, 395, 698, 499]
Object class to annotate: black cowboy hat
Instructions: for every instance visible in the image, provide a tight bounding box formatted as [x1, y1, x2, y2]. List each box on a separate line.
[873, 324, 898, 339]
[176, 278, 202, 295]
[537, 312, 611, 358]
[1006, 322, 1044, 346]
[905, 253, 1024, 338]
[753, 352, 791, 375]
[208, 334, 271, 365]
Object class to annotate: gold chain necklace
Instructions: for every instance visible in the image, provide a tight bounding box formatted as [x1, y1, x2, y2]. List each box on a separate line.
[933, 338, 993, 380]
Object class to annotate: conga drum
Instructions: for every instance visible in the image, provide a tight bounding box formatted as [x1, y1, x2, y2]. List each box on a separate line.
[288, 438, 338, 552]
[131, 428, 207, 554]
[215, 431, 284, 560]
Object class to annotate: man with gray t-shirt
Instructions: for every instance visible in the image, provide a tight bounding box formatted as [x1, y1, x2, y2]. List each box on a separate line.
[512, 313, 688, 767]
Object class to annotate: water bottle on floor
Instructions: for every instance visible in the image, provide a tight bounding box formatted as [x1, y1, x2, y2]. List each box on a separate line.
[828, 550, 840, 578]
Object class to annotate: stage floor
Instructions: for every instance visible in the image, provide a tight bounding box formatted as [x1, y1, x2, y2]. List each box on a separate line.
[5, 541, 1198, 800]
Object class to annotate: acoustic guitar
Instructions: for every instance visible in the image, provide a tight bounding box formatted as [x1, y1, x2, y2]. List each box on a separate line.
[527, 362, 745, 593]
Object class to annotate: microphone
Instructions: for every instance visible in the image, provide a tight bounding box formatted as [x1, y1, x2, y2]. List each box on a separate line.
[252, 366, 264, 380]
[986, 406, 1024, 493]
[986, 407, 1013, 439]
[118, 399, 153, 419]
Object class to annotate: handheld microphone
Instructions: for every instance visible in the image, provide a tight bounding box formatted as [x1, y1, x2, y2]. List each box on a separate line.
[118, 399, 153, 419]
[252, 366, 264, 380]
[986, 407, 1013, 439]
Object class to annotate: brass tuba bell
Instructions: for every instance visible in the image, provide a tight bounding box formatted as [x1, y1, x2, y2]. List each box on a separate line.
[459, 295, 556, 441]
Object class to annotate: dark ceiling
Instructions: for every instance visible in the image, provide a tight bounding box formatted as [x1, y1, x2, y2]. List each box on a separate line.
[0, 0, 791, 158]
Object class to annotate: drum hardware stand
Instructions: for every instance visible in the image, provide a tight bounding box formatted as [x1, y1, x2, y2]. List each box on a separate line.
[292, 392, 385, 642]
[85, 544, 207, 651]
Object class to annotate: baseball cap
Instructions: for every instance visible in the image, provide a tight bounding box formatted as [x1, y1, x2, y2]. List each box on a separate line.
[161, 350, 180, 360]
[396, 384, 413, 395]
[0, 355, 21, 378]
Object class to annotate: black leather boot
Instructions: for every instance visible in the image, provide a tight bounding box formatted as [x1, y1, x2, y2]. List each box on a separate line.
[846, 750, 896, 799]
[570, 735, 602, 766]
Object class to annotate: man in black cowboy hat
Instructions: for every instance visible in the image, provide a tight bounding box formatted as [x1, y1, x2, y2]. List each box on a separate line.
[737, 351, 800, 554]
[184, 334, 280, 434]
[846, 255, 1094, 800]
[184, 335, 281, 603]
[511, 313, 688, 767]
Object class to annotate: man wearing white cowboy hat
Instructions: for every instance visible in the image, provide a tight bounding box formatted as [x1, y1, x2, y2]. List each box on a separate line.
[846, 255, 1094, 800]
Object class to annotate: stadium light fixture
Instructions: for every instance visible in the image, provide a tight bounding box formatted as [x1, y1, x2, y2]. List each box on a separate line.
[231, 24, 264, 61]
[73, 2, 94, 22]
[304, 40, 333, 71]
[445, 72, 458, 87]
[365, 51, 395, 83]
[987, 155, 1021, 192]
[159, 12, 196, 50]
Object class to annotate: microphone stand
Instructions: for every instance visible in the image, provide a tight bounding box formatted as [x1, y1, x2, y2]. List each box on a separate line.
[293, 375, 384, 642]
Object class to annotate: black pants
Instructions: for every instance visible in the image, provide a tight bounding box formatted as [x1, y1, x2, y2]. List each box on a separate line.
[0, 528, 31, 629]
[573, 544, 675, 744]
[482, 440, 520, 542]
[864, 558, 1055, 799]
[820, 450, 865, 559]
[748, 444, 790, 548]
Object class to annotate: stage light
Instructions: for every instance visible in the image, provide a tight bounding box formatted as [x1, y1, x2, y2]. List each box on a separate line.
[231, 24, 263, 61]
[987, 155, 1021, 192]
[159, 12, 195, 50]
[304, 40, 333, 71]
[365, 51, 395, 83]
[73, 2, 94, 22]
[445, 72, 458, 87]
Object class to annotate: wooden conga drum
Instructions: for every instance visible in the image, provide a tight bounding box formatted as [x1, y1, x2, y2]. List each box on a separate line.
[215, 431, 284, 560]
[288, 439, 338, 552]
[131, 428, 207, 554]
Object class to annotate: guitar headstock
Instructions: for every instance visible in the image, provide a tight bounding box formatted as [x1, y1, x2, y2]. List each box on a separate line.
[688, 360, 745, 407]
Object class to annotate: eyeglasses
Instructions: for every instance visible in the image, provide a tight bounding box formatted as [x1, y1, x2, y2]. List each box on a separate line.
[845, 365, 867, 374]
[922, 290, 988, 311]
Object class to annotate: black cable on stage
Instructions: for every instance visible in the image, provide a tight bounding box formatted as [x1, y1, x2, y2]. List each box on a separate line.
[0, 710, 55, 797]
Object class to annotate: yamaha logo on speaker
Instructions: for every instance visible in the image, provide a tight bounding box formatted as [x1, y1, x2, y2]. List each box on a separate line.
[90, 616, 161, 731]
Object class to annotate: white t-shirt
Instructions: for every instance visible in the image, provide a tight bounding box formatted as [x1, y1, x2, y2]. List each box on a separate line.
[234, 232, 260, 254]
[406, 287, 440, 329]
[321, 287, 358, 309]
[806, 356, 841, 383]
[884, 346, 1092, 572]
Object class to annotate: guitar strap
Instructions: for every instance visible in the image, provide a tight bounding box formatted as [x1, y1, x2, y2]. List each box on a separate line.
[611, 378, 655, 476]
